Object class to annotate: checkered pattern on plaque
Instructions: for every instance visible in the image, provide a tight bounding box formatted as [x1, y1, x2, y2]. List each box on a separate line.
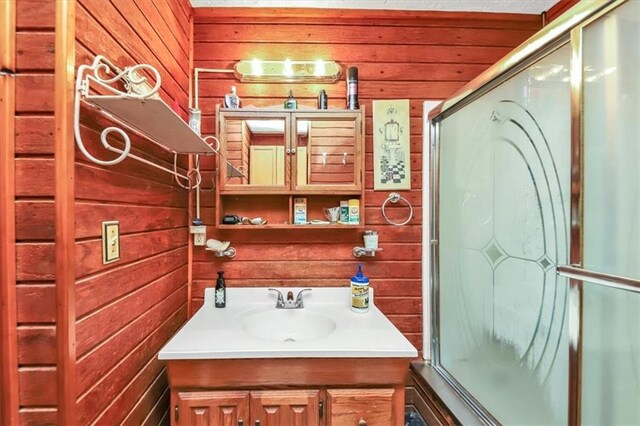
[380, 159, 406, 184]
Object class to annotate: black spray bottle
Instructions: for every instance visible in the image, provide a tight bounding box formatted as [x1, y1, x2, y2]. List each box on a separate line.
[215, 271, 226, 308]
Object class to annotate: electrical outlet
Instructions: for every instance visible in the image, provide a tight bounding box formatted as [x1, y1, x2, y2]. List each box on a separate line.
[194, 233, 206, 246]
[190, 225, 206, 246]
[102, 221, 120, 264]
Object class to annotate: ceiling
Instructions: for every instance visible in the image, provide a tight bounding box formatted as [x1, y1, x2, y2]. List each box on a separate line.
[190, 0, 560, 14]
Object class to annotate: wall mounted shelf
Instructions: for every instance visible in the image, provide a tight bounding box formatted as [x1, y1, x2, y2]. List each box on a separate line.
[74, 55, 219, 187]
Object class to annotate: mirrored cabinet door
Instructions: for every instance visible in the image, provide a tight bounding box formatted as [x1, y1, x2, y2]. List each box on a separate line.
[219, 113, 290, 190]
[292, 113, 362, 191]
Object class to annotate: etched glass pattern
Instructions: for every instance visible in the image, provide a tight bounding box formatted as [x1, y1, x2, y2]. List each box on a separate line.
[438, 44, 571, 424]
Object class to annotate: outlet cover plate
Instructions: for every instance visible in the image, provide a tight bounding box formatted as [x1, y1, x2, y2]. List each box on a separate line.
[102, 221, 120, 264]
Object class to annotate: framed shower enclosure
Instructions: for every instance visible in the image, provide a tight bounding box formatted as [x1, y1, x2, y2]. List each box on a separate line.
[428, 0, 639, 424]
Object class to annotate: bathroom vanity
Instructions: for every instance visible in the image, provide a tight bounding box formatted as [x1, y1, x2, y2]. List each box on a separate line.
[159, 287, 417, 425]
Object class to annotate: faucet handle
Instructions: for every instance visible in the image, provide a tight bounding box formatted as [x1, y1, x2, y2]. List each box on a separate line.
[295, 288, 312, 307]
[268, 288, 285, 307]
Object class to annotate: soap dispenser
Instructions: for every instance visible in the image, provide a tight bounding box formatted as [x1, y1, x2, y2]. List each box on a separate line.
[350, 264, 370, 313]
[284, 90, 298, 109]
[215, 271, 226, 308]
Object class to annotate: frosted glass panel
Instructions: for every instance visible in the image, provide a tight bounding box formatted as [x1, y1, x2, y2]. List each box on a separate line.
[582, 282, 640, 425]
[438, 44, 571, 424]
[583, 0, 640, 279]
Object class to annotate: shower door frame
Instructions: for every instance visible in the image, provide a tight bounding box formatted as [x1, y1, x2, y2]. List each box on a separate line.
[427, 0, 636, 424]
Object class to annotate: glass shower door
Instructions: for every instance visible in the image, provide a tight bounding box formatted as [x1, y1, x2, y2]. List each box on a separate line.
[436, 44, 572, 424]
[580, 2, 640, 423]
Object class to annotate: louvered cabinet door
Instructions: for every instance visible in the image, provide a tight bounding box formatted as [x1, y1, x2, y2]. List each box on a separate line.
[176, 391, 250, 426]
[325, 388, 397, 426]
[250, 389, 320, 426]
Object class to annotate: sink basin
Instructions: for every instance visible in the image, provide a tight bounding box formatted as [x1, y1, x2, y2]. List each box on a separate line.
[242, 309, 336, 342]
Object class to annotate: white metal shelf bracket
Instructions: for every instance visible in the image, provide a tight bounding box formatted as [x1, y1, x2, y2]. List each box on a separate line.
[74, 56, 220, 189]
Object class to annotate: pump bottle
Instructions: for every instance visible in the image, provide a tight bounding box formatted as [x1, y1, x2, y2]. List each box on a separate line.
[215, 271, 226, 308]
[350, 264, 370, 313]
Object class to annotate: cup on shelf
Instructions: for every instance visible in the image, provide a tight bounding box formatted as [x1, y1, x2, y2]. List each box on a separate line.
[323, 207, 341, 223]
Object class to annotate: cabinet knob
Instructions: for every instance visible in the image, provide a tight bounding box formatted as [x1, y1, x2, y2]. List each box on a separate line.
[291, 147, 296, 154]
[358, 419, 367, 426]
[286, 148, 291, 154]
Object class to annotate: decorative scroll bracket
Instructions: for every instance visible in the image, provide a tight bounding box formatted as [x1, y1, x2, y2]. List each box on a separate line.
[74, 55, 219, 189]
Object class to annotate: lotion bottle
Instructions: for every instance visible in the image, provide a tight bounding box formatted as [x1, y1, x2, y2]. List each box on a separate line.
[224, 86, 240, 108]
[350, 264, 370, 313]
[215, 271, 226, 308]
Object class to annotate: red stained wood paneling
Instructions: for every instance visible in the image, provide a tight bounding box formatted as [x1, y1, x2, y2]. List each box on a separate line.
[74, 0, 191, 423]
[12, 0, 58, 420]
[545, 0, 579, 24]
[192, 7, 541, 360]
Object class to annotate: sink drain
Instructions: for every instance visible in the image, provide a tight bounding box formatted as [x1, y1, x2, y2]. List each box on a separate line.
[284, 337, 296, 342]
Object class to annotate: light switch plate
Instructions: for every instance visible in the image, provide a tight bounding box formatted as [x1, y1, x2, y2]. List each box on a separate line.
[102, 221, 120, 264]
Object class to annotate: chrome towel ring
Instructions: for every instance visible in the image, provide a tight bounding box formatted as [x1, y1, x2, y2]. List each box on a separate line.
[381, 192, 413, 226]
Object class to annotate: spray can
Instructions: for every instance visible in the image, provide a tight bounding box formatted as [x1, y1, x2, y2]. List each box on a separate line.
[346, 67, 359, 110]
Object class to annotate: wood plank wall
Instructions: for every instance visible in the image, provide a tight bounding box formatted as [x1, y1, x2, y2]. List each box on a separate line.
[191, 7, 542, 354]
[545, 0, 580, 24]
[14, 0, 58, 423]
[72, 0, 191, 424]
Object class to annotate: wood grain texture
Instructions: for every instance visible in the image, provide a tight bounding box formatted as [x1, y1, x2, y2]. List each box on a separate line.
[326, 388, 396, 426]
[0, 0, 19, 422]
[191, 8, 541, 361]
[166, 358, 410, 389]
[12, 0, 58, 420]
[54, 0, 77, 422]
[74, 0, 191, 424]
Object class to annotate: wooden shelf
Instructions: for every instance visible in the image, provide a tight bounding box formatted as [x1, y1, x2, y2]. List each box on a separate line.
[90, 96, 216, 154]
[217, 223, 363, 230]
[219, 189, 363, 196]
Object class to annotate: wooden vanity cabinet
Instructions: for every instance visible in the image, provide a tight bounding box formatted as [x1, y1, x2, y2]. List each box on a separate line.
[175, 390, 250, 425]
[167, 358, 409, 426]
[251, 390, 320, 425]
[326, 388, 395, 426]
[175, 389, 319, 426]
[215, 107, 365, 229]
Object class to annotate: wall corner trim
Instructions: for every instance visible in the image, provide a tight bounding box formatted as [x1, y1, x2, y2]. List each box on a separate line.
[55, 0, 78, 423]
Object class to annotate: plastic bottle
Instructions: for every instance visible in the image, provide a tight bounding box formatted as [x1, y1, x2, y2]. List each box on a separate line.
[351, 264, 370, 313]
[224, 86, 240, 108]
[284, 90, 298, 109]
[215, 271, 226, 308]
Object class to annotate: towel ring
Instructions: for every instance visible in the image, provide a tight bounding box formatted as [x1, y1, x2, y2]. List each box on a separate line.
[381, 192, 413, 226]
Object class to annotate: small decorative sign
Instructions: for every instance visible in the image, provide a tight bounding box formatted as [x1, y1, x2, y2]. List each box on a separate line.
[373, 99, 411, 190]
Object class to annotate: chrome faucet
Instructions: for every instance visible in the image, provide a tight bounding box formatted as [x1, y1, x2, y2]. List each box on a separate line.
[268, 288, 312, 309]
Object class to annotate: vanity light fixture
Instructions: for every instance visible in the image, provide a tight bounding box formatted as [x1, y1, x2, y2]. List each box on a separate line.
[234, 59, 342, 83]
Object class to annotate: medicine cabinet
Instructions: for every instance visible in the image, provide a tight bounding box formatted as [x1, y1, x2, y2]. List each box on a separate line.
[215, 107, 365, 229]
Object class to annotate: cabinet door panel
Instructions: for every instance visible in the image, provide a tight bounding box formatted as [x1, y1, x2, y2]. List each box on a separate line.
[326, 388, 395, 426]
[292, 113, 362, 192]
[250, 389, 320, 426]
[219, 113, 290, 190]
[176, 391, 250, 426]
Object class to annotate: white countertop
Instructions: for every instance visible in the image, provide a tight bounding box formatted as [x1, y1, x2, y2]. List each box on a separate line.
[158, 287, 418, 360]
